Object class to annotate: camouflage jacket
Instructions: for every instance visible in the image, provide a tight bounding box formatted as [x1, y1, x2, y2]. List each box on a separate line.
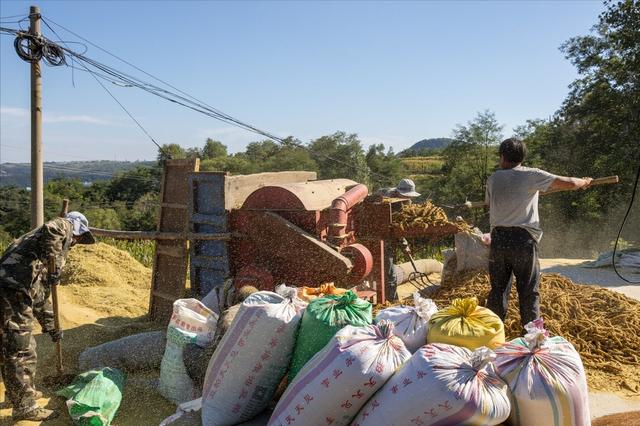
[0, 218, 74, 331]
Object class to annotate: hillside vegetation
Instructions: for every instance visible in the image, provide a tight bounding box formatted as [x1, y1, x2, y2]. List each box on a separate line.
[0, 160, 155, 187]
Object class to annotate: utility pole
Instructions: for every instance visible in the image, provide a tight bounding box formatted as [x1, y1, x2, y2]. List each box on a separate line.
[30, 5, 44, 228]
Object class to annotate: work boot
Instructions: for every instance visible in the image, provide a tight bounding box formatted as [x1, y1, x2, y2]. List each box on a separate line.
[12, 407, 59, 422]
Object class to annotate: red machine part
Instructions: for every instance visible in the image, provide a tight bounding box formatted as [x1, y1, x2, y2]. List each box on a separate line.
[234, 264, 275, 292]
[342, 243, 373, 283]
[328, 184, 369, 247]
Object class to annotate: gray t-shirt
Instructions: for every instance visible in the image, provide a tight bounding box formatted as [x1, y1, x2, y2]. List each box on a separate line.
[485, 166, 556, 242]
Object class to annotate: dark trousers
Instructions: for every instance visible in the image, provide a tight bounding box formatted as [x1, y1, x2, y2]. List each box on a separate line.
[0, 289, 39, 416]
[487, 227, 541, 328]
[384, 241, 398, 299]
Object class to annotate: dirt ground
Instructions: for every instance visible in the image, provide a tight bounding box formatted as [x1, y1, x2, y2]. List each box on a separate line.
[1, 248, 638, 424]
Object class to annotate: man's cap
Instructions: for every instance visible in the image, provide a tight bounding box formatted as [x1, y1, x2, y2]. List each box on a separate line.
[396, 178, 421, 197]
[65, 211, 96, 244]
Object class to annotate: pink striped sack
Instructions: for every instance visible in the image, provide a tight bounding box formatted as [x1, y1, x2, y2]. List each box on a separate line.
[375, 292, 438, 353]
[352, 344, 511, 426]
[201, 289, 306, 426]
[494, 319, 590, 426]
[268, 322, 411, 426]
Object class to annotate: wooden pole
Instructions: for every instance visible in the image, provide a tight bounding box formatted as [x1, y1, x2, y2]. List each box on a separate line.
[460, 175, 620, 209]
[30, 5, 44, 229]
[49, 200, 69, 375]
[48, 255, 63, 375]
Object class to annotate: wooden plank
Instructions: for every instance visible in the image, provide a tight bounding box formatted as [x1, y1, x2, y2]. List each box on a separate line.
[89, 227, 231, 241]
[225, 171, 317, 209]
[149, 158, 199, 322]
[152, 290, 180, 302]
[161, 203, 188, 209]
[156, 245, 185, 258]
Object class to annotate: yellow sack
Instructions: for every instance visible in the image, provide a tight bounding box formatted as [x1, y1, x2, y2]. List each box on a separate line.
[298, 283, 347, 302]
[427, 297, 505, 350]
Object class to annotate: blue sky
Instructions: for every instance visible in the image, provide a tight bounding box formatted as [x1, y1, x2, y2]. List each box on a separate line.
[1, 0, 604, 163]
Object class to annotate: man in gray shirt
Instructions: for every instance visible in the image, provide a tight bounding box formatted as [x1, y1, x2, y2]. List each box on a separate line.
[485, 138, 591, 328]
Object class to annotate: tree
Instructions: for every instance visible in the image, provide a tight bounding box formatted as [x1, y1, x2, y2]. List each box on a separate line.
[440, 111, 503, 203]
[157, 143, 186, 165]
[202, 139, 228, 159]
[85, 208, 121, 230]
[309, 132, 371, 185]
[105, 167, 160, 204]
[365, 144, 405, 190]
[0, 186, 30, 236]
[557, 0, 639, 198]
[120, 192, 158, 231]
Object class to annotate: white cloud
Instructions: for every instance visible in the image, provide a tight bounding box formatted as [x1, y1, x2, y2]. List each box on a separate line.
[0, 106, 111, 125]
[0, 106, 29, 118]
[44, 114, 110, 125]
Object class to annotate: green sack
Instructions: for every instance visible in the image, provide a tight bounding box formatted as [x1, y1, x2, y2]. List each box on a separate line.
[57, 367, 126, 426]
[288, 290, 372, 381]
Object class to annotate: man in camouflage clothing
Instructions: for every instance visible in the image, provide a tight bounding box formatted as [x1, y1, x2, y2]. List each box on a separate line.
[0, 212, 95, 421]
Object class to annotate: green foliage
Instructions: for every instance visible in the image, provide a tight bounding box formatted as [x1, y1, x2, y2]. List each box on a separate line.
[98, 238, 155, 268]
[118, 192, 159, 231]
[365, 144, 405, 190]
[0, 186, 31, 236]
[105, 167, 160, 204]
[440, 111, 503, 203]
[309, 132, 371, 185]
[157, 143, 187, 165]
[202, 139, 228, 159]
[85, 208, 122, 230]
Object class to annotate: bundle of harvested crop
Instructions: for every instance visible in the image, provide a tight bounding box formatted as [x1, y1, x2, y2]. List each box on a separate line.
[430, 271, 640, 395]
[391, 201, 472, 233]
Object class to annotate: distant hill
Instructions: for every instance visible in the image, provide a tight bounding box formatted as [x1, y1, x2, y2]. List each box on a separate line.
[400, 138, 453, 156]
[0, 160, 155, 187]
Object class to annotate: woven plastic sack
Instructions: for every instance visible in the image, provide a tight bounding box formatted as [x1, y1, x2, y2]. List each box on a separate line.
[78, 331, 165, 372]
[352, 344, 510, 426]
[56, 367, 126, 426]
[375, 292, 437, 353]
[298, 283, 347, 302]
[428, 297, 504, 350]
[269, 321, 411, 426]
[201, 287, 306, 426]
[494, 318, 590, 426]
[288, 290, 372, 381]
[455, 228, 489, 273]
[159, 299, 218, 404]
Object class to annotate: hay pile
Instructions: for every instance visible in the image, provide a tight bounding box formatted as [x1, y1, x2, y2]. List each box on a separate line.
[427, 271, 640, 395]
[60, 242, 152, 317]
[392, 201, 472, 233]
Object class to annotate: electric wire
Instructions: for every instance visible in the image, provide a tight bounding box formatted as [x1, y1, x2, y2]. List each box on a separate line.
[39, 19, 170, 158]
[0, 14, 28, 20]
[611, 158, 640, 284]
